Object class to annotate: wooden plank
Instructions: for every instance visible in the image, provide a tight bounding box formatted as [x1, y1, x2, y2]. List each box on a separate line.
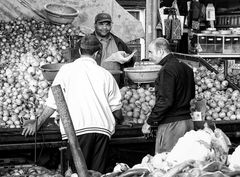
[51, 85, 89, 177]
[116, 0, 145, 9]
[145, 0, 153, 58]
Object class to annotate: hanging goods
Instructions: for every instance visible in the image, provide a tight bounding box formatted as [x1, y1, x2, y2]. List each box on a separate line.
[190, 0, 202, 30]
[171, 13, 182, 40]
[206, 3, 215, 28]
[164, 15, 172, 40]
[206, 3, 215, 21]
[164, 8, 182, 40]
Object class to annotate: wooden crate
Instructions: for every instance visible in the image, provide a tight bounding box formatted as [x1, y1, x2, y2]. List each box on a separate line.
[0, 119, 61, 144]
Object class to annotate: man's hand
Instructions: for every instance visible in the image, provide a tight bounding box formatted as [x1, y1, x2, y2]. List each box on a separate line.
[113, 109, 123, 125]
[142, 121, 152, 138]
[21, 119, 37, 136]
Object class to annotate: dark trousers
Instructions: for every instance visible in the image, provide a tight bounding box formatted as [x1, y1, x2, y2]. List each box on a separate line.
[67, 133, 110, 174]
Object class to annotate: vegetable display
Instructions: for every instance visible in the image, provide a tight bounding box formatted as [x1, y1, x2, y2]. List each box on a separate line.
[103, 126, 240, 177]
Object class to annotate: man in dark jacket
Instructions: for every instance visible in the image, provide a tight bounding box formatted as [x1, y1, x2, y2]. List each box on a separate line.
[142, 37, 195, 154]
[92, 12, 135, 86]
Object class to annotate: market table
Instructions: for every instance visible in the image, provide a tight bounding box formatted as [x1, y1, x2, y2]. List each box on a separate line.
[1, 119, 240, 147]
[0, 119, 154, 149]
[0, 119, 155, 174]
[1, 119, 240, 174]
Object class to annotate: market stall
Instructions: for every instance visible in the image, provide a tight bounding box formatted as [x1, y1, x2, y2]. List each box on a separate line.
[1, 0, 240, 176]
[0, 0, 148, 175]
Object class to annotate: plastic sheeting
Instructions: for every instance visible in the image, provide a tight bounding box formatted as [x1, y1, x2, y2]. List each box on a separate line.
[0, 0, 145, 43]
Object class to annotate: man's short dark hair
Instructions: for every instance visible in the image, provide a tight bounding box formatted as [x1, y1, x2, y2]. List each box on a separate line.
[152, 37, 171, 53]
[79, 34, 101, 55]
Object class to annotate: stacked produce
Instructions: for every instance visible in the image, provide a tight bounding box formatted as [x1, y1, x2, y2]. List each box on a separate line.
[120, 84, 156, 124]
[191, 65, 240, 121]
[0, 18, 84, 128]
[206, 58, 240, 88]
[120, 62, 240, 124]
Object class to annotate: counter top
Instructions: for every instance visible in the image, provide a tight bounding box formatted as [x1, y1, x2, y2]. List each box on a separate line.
[1, 119, 240, 151]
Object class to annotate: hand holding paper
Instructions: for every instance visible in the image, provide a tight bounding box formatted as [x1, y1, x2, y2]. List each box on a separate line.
[105, 50, 137, 64]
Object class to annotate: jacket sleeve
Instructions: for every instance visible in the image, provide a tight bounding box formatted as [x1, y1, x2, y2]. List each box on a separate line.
[147, 68, 175, 125]
[191, 71, 196, 99]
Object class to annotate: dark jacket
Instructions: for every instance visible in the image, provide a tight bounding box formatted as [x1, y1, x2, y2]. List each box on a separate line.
[71, 33, 135, 68]
[93, 32, 135, 68]
[147, 54, 195, 126]
[93, 32, 135, 87]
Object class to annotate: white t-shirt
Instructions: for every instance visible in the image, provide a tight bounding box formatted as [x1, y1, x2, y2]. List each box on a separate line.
[46, 56, 122, 140]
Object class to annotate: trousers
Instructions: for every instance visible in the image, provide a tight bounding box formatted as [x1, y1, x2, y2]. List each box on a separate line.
[67, 133, 109, 174]
[155, 119, 194, 154]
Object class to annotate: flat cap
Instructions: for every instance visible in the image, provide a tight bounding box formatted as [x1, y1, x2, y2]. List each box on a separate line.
[95, 12, 112, 23]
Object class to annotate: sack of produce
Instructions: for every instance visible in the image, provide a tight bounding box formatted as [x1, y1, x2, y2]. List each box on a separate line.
[228, 145, 240, 171]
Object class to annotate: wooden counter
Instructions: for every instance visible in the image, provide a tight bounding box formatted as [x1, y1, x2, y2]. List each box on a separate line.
[0, 119, 155, 173]
[1, 119, 240, 173]
[1, 119, 240, 150]
[0, 119, 153, 149]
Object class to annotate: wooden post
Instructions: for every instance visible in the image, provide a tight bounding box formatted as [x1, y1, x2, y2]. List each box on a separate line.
[51, 85, 89, 177]
[145, 0, 153, 58]
[152, 0, 158, 40]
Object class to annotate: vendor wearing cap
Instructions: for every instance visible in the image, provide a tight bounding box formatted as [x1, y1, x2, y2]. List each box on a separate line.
[93, 12, 135, 86]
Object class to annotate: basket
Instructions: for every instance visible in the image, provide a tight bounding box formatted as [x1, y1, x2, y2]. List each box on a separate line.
[44, 3, 79, 24]
[39, 63, 66, 83]
[124, 65, 161, 83]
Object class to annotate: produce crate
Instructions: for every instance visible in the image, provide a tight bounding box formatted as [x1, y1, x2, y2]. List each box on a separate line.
[194, 120, 240, 133]
[0, 164, 63, 177]
[0, 119, 62, 144]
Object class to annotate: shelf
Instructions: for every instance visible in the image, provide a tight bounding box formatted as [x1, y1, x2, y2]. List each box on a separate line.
[192, 54, 240, 58]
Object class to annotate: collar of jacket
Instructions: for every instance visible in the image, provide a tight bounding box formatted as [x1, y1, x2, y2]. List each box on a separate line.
[94, 32, 113, 42]
[75, 56, 97, 65]
[158, 53, 176, 66]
